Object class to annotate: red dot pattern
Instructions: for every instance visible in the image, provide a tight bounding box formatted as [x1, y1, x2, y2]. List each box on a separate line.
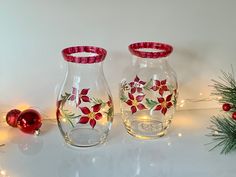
[62, 46, 107, 64]
[128, 42, 173, 59]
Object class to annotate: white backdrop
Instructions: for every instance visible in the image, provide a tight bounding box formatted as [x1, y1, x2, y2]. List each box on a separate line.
[1, 0, 236, 117]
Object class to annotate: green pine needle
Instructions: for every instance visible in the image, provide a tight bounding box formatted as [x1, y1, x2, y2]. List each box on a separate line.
[208, 115, 236, 154]
[211, 70, 236, 112]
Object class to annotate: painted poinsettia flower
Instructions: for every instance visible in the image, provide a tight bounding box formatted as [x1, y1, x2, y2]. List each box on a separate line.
[151, 79, 169, 96]
[126, 93, 146, 114]
[129, 75, 146, 94]
[70, 87, 90, 106]
[78, 104, 102, 128]
[154, 94, 173, 115]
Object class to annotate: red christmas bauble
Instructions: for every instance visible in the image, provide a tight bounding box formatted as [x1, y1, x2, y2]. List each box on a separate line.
[6, 109, 21, 127]
[232, 112, 236, 120]
[17, 109, 42, 134]
[222, 103, 231, 111]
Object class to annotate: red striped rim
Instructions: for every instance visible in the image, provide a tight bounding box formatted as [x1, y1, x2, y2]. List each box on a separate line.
[128, 42, 173, 59]
[62, 46, 107, 64]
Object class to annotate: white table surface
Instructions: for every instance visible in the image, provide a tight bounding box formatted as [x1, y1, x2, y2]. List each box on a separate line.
[0, 109, 235, 177]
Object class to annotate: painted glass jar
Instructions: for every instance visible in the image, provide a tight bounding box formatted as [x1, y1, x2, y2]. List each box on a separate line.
[57, 46, 114, 147]
[120, 42, 178, 139]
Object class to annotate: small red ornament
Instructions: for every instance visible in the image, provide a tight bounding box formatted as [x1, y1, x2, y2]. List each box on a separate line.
[17, 109, 42, 134]
[232, 112, 236, 120]
[6, 109, 21, 127]
[222, 103, 231, 111]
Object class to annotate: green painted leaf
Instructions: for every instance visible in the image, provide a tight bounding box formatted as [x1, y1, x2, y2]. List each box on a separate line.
[120, 91, 128, 102]
[145, 98, 158, 109]
[143, 79, 153, 91]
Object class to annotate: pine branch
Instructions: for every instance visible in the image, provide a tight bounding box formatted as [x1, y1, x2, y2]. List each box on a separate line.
[208, 115, 236, 154]
[211, 71, 236, 111]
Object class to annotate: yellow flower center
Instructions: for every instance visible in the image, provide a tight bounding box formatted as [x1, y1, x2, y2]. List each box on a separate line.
[161, 101, 167, 108]
[88, 112, 95, 119]
[132, 99, 138, 107]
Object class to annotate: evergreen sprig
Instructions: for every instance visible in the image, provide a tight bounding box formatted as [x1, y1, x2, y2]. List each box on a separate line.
[208, 69, 236, 154]
[208, 115, 236, 154]
[211, 70, 236, 112]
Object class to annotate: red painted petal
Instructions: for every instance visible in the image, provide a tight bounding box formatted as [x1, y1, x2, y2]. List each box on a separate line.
[167, 102, 173, 108]
[129, 82, 134, 87]
[139, 81, 146, 85]
[134, 75, 140, 82]
[95, 113, 102, 120]
[90, 119, 96, 128]
[107, 100, 112, 107]
[166, 94, 172, 101]
[151, 86, 158, 91]
[92, 104, 101, 112]
[137, 87, 143, 93]
[158, 98, 164, 103]
[80, 89, 89, 95]
[131, 106, 137, 114]
[76, 99, 81, 107]
[137, 104, 146, 110]
[162, 85, 169, 91]
[128, 93, 134, 100]
[131, 87, 136, 94]
[161, 80, 167, 85]
[78, 116, 89, 124]
[155, 80, 161, 86]
[70, 95, 76, 101]
[81, 96, 90, 102]
[126, 100, 133, 106]
[56, 109, 61, 119]
[162, 108, 167, 115]
[154, 105, 162, 111]
[136, 95, 145, 102]
[159, 89, 164, 96]
[80, 107, 91, 114]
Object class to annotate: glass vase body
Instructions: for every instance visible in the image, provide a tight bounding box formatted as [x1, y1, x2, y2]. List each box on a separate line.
[120, 42, 178, 139]
[57, 46, 114, 147]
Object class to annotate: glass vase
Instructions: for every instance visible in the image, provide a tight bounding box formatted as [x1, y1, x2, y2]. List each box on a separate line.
[57, 46, 114, 147]
[120, 42, 178, 139]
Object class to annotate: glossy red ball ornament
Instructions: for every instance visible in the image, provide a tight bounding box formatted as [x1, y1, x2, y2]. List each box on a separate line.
[222, 103, 231, 111]
[17, 109, 42, 134]
[232, 112, 236, 120]
[6, 109, 21, 127]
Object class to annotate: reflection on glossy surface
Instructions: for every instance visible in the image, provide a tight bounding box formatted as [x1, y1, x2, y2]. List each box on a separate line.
[17, 137, 43, 156]
[0, 126, 13, 146]
[11, 131, 44, 156]
[115, 147, 172, 177]
[58, 151, 114, 177]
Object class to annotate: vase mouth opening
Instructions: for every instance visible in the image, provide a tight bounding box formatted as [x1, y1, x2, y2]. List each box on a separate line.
[62, 46, 107, 64]
[128, 42, 173, 59]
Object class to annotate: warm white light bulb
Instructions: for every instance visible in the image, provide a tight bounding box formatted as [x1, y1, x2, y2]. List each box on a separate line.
[62, 118, 67, 122]
[0, 170, 6, 176]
